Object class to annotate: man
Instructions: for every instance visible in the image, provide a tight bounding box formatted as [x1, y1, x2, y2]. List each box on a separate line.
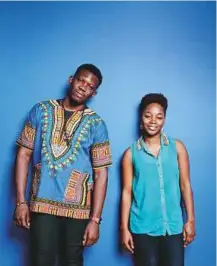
[14, 63, 112, 266]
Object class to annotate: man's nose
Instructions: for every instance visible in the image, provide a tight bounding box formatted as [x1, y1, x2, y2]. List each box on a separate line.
[79, 81, 88, 90]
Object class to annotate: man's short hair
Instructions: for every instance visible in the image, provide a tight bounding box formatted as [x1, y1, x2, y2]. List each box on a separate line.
[74, 64, 103, 87]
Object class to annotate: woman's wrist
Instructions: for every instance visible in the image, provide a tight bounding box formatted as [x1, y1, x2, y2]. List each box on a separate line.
[120, 225, 129, 231]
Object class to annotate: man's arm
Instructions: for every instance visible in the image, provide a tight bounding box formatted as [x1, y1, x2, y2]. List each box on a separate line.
[83, 167, 108, 246]
[176, 140, 196, 247]
[14, 146, 32, 229]
[91, 167, 108, 219]
[83, 119, 112, 246]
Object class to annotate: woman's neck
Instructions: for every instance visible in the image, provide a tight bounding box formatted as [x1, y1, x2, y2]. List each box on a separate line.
[143, 133, 161, 146]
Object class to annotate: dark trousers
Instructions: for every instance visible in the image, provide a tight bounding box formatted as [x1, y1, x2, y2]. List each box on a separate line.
[132, 233, 184, 266]
[30, 212, 88, 266]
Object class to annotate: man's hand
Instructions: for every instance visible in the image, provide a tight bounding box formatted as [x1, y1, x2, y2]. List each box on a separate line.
[14, 204, 30, 230]
[83, 221, 99, 246]
[121, 228, 134, 254]
[183, 220, 196, 247]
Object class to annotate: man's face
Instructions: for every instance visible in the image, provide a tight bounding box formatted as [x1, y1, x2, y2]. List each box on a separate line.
[68, 69, 99, 104]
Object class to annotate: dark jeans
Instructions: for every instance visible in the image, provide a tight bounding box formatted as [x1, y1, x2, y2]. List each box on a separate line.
[30, 212, 88, 266]
[132, 233, 184, 266]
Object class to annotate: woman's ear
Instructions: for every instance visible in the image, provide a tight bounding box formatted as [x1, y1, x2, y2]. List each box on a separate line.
[69, 76, 73, 84]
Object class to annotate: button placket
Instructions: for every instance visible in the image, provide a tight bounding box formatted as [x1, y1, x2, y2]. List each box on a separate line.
[157, 154, 170, 234]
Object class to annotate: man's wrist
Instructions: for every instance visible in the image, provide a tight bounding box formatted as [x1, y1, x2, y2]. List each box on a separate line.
[16, 201, 28, 207]
[90, 216, 102, 225]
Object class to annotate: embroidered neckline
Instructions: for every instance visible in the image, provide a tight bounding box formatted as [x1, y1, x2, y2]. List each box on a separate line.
[39, 101, 101, 176]
[136, 132, 169, 151]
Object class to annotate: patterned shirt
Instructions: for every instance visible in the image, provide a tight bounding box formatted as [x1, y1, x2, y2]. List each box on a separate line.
[16, 100, 112, 219]
[130, 133, 183, 236]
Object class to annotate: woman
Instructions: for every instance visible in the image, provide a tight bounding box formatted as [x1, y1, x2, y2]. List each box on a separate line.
[121, 93, 195, 266]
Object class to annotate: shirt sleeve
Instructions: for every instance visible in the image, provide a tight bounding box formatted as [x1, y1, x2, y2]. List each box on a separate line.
[16, 104, 39, 150]
[90, 120, 112, 169]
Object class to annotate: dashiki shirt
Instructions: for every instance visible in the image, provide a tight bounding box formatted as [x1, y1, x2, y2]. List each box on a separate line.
[16, 99, 112, 219]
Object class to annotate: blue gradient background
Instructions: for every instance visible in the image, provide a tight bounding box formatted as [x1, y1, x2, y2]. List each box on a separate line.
[0, 2, 215, 266]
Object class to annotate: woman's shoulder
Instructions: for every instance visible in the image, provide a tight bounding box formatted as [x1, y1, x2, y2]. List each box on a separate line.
[162, 133, 179, 146]
[175, 139, 188, 154]
[122, 138, 142, 161]
[165, 134, 187, 154]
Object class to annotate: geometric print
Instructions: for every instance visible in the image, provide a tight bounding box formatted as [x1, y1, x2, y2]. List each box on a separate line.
[90, 141, 112, 169]
[17, 122, 36, 150]
[40, 100, 100, 175]
[64, 169, 89, 205]
[17, 99, 112, 219]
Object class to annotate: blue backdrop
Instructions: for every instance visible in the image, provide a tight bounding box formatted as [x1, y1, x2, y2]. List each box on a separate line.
[0, 2, 215, 266]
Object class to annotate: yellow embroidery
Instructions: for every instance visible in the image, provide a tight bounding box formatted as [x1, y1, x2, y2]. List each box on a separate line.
[51, 106, 84, 159]
[91, 141, 112, 168]
[30, 199, 91, 219]
[64, 170, 89, 206]
[17, 122, 36, 149]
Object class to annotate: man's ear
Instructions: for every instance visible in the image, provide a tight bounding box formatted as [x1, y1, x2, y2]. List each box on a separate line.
[92, 91, 97, 97]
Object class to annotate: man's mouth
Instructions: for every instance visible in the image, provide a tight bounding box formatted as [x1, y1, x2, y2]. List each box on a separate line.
[74, 91, 84, 98]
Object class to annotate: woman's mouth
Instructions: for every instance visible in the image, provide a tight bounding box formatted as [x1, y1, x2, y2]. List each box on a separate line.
[147, 126, 157, 131]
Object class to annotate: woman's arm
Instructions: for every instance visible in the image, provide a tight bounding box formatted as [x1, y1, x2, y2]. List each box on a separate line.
[176, 140, 196, 247]
[121, 148, 134, 253]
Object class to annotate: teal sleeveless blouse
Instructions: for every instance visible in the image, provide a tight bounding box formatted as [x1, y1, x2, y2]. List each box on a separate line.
[130, 133, 183, 236]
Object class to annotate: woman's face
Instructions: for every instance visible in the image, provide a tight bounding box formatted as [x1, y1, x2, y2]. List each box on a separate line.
[141, 103, 165, 136]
